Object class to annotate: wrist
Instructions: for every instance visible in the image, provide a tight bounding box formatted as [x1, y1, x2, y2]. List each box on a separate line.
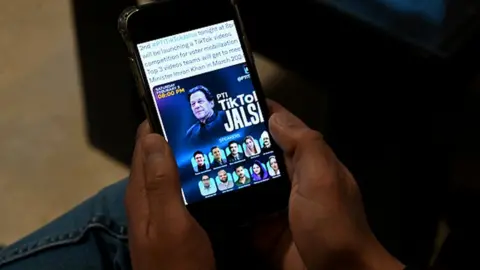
[321, 236, 404, 270]
[359, 236, 404, 270]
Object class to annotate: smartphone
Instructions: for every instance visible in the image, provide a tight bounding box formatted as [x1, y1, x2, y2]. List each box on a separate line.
[119, 0, 290, 226]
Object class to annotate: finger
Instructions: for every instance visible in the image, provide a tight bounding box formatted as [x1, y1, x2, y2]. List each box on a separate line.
[128, 123, 149, 215]
[269, 108, 336, 199]
[127, 133, 215, 270]
[130, 120, 156, 200]
[268, 107, 323, 157]
[128, 121, 156, 220]
[267, 100, 306, 171]
[142, 134, 183, 205]
[266, 99, 287, 115]
[127, 134, 186, 238]
[136, 120, 152, 140]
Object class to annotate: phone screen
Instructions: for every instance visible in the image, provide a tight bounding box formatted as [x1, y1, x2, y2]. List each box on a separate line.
[137, 20, 282, 205]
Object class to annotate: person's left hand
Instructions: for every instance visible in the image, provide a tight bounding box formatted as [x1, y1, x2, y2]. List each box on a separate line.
[125, 121, 215, 270]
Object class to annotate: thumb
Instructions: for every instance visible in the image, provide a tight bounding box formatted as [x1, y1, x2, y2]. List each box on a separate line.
[127, 133, 190, 245]
[269, 108, 336, 200]
[127, 128, 215, 270]
[268, 109, 317, 156]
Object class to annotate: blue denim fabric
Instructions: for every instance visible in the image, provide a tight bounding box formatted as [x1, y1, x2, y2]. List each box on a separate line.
[0, 179, 130, 270]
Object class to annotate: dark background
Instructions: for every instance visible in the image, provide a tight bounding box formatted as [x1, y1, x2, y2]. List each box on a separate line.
[73, 0, 480, 268]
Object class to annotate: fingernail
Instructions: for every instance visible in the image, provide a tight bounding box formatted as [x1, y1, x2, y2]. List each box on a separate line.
[271, 111, 306, 129]
[142, 135, 166, 160]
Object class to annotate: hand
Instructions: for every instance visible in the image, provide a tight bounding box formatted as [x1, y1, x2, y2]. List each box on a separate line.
[266, 101, 404, 270]
[125, 121, 215, 270]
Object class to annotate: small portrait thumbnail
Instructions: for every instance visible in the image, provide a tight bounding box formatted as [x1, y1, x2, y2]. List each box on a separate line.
[233, 165, 251, 187]
[215, 169, 234, 191]
[260, 131, 272, 150]
[267, 156, 281, 177]
[198, 174, 217, 196]
[226, 140, 245, 163]
[243, 135, 261, 157]
[191, 150, 210, 173]
[209, 146, 227, 167]
[250, 160, 269, 181]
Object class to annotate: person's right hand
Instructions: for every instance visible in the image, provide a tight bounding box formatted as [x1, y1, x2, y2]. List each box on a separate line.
[267, 101, 404, 270]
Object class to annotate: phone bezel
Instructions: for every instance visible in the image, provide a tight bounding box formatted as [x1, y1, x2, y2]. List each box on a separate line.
[119, 0, 290, 227]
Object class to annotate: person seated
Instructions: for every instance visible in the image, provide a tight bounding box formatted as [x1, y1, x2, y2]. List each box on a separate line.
[0, 101, 405, 270]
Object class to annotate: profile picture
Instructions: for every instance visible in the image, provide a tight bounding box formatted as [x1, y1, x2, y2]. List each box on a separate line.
[233, 165, 251, 187]
[243, 135, 261, 157]
[260, 131, 272, 150]
[198, 174, 217, 196]
[215, 169, 234, 191]
[225, 141, 245, 163]
[267, 156, 280, 177]
[209, 146, 227, 167]
[185, 85, 227, 144]
[191, 150, 210, 173]
[250, 160, 269, 181]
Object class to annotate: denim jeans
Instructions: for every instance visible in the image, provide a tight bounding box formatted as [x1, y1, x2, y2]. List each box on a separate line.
[0, 179, 131, 270]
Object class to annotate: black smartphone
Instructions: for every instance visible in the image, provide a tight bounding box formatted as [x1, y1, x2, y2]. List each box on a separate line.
[118, 0, 290, 226]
